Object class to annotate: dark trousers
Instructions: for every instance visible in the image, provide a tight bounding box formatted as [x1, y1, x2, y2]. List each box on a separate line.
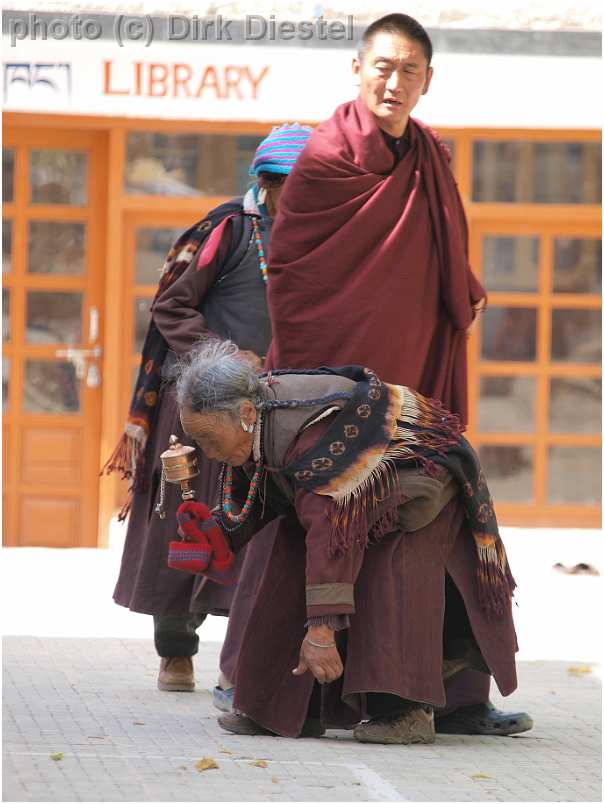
[153, 614, 207, 658]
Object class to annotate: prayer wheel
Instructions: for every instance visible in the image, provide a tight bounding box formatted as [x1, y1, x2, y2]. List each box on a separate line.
[155, 434, 199, 517]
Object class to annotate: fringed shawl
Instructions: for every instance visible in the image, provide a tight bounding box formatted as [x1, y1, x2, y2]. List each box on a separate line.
[271, 366, 515, 617]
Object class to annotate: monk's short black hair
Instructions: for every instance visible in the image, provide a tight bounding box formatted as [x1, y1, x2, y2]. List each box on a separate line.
[358, 14, 433, 66]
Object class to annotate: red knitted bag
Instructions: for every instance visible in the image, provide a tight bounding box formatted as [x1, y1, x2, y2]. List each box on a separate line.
[168, 501, 236, 581]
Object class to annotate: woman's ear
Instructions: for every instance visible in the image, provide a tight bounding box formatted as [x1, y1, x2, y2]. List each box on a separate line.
[239, 399, 257, 426]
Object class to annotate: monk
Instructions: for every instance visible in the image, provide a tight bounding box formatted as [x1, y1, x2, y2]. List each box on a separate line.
[218, 13, 533, 737]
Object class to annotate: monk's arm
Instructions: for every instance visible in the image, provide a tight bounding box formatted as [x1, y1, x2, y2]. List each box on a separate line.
[151, 222, 233, 354]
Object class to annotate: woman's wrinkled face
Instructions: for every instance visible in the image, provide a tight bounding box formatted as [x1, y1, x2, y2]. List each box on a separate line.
[180, 406, 255, 467]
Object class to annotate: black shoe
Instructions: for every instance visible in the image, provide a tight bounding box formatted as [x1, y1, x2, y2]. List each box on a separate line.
[435, 701, 533, 736]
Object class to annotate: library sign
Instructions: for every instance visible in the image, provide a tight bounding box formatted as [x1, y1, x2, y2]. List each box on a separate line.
[1, 36, 350, 121]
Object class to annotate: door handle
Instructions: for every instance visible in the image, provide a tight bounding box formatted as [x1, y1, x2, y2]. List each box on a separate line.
[55, 346, 103, 380]
[55, 346, 103, 360]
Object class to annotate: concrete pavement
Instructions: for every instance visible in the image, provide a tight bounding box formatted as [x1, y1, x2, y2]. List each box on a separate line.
[2, 525, 602, 801]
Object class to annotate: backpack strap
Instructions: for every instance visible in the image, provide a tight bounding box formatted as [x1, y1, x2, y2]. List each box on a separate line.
[214, 212, 254, 284]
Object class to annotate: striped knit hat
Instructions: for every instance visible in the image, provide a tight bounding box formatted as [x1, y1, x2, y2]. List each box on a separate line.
[249, 122, 313, 176]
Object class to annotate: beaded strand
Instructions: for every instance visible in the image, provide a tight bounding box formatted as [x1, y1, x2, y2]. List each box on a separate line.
[251, 217, 268, 284]
[218, 412, 265, 532]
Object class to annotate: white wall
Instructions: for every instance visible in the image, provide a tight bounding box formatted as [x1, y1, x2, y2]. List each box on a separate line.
[2, 36, 600, 129]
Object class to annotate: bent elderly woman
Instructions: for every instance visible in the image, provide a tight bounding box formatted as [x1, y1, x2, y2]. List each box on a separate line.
[174, 340, 522, 744]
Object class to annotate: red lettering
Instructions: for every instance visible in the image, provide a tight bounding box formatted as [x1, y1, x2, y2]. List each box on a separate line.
[148, 63, 168, 97]
[195, 66, 224, 99]
[223, 66, 243, 100]
[245, 66, 270, 100]
[134, 62, 143, 96]
[103, 60, 129, 95]
[172, 63, 193, 98]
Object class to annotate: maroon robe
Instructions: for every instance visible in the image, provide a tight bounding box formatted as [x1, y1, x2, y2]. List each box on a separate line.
[266, 96, 485, 424]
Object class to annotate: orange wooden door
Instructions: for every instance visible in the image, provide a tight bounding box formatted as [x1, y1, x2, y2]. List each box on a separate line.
[3, 127, 106, 547]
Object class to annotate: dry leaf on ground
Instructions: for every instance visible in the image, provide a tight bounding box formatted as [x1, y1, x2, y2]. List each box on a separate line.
[271, 776, 279, 784]
[50, 753, 64, 761]
[133, 720, 145, 725]
[568, 665, 592, 675]
[249, 759, 268, 768]
[219, 749, 233, 755]
[470, 773, 492, 780]
[196, 757, 219, 772]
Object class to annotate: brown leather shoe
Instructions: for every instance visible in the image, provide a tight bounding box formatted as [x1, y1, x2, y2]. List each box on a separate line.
[354, 705, 435, 745]
[218, 711, 325, 738]
[157, 657, 195, 691]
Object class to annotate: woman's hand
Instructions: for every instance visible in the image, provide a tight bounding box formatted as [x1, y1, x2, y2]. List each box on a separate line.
[292, 625, 343, 684]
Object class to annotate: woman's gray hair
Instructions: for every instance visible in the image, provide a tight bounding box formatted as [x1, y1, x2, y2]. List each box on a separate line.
[174, 339, 265, 417]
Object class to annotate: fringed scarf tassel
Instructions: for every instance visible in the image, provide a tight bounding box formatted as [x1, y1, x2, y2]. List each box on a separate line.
[100, 426, 148, 522]
[327, 458, 405, 557]
[475, 537, 517, 618]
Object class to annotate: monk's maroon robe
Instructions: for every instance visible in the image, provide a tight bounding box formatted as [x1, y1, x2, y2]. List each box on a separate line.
[266, 96, 485, 424]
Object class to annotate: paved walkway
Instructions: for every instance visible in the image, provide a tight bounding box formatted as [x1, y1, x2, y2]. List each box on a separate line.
[2, 526, 602, 801]
[3, 637, 602, 802]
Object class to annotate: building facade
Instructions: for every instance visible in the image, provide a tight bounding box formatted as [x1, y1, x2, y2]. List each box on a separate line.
[2, 9, 601, 546]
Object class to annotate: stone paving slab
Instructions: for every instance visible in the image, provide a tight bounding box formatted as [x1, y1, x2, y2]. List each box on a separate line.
[2, 636, 601, 802]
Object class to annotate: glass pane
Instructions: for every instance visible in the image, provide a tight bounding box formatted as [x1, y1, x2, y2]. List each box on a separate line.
[548, 447, 601, 504]
[26, 291, 82, 344]
[2, 289, 9, 341]
[2, 221, 12, 273]
[134, 297, 151, 353]
[135, 227, 182, 285]
[2, 357, 9, 412]
[3, 150, 14, 203]
[28, 221, 86, 275]
[553, 238, 601, 294]
[551, 309, 601, 363]
[550, 378, 601, 434]
[482, 236, 539, 292]
[479, 376, 536, 433]
[30, 150, 88, 205]
[481, 307, 537, 362]
[479, 445, 533, 503]
[125, 132, 263, 196]
[473, 141, 602, 204]
[24, 360, 80, 413]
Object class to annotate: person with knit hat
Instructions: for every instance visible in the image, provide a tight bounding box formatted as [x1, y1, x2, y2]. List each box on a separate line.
[105, 123, 312, 694]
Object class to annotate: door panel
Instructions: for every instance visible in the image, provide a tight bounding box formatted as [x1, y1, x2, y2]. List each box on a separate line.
[2, 127, 106, 547]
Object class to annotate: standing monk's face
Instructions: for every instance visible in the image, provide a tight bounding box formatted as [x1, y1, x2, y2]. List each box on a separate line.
[352, 31, 433, 137]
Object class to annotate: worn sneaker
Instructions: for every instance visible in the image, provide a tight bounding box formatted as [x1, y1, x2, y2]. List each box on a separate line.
[354, 705, 435, 745]
[157, 657, 195, 692]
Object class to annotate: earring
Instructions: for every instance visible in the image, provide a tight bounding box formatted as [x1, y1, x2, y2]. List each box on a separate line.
[257, 187, 267, 205]
[240, 420, 254, 433]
